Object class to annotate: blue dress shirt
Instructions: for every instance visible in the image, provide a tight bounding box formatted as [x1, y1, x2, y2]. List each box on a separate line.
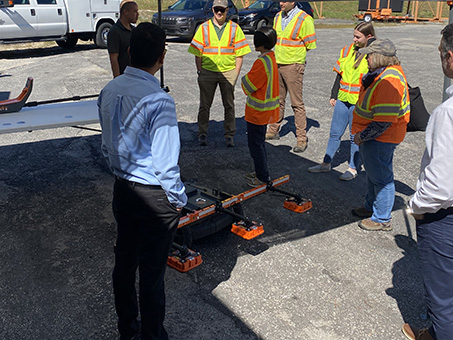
[98, 66, 187, 208]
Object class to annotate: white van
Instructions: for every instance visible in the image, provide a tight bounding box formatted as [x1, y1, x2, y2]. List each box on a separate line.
[0, 0, 121, 48]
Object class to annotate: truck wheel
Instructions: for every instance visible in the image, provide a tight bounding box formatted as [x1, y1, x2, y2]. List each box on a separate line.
[363, 14, 372, 23]
[95, 22, 112, 49]
[255, 19, 267, 31]
[56, 34, 78, 49]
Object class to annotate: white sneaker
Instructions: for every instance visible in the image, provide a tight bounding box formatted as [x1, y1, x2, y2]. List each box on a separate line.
[308, 163, 331, 173]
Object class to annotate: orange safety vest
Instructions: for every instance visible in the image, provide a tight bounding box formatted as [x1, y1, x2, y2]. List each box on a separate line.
[352, 65, 410, 144]
[333, 43, 369, 105]
[188, 20, 250, 72]
[273, 9, 316, 65]
[241, 51, 280, 125]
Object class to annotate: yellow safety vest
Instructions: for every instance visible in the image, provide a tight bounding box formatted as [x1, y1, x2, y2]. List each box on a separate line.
[273, 9, 316, 65]
[188, 20, 251, 72]
[333, 43, 369, 104]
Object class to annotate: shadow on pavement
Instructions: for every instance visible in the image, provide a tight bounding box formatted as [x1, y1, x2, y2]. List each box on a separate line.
[0, 115, 419, 339]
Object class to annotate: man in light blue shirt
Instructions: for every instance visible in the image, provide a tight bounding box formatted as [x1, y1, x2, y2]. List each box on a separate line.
[98, 22, 187, 340]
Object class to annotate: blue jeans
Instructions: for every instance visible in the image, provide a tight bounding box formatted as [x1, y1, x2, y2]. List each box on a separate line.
[417, 213, 453, 340]
[360, 140, 397, 223]
[324, 100, 359, 169]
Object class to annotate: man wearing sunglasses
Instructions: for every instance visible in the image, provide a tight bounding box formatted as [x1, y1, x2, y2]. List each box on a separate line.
[189, 0, 251, 147]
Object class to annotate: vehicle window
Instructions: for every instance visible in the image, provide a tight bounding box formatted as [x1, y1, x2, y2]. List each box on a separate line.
[249, 1, 267, 10]
[36, 0, 57, 4]
[170, 0, 207, 10]
[13, 0, 30, 4]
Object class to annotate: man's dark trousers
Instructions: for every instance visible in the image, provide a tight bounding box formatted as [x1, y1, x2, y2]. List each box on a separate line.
[417, 212, 453, 340]
[112, 178, 180, 340]
[247, 122, 270, 182]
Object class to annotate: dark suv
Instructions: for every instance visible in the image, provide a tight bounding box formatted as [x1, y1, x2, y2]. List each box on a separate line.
[238, 1, 314, 33]
[152, 0, 239, 40]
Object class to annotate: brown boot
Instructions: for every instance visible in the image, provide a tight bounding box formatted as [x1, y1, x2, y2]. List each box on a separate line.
[401, 324, 434, 340]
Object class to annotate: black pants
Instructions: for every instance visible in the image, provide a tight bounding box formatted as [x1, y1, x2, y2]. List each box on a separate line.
[112, 178, 180, 340]
[247, 122, 270, 182]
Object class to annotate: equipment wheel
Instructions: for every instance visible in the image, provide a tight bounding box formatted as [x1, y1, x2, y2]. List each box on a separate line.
[255, 19, 267, 31]
[95, 22, 112, 49]
[56, 34, 78, 49]
[363, 14, 372, 23]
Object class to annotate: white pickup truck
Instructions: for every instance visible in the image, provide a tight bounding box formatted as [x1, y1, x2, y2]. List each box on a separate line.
[0, 0, 120, 48]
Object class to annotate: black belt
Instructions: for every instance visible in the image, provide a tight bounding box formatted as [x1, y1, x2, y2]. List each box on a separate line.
[115, 176, 161, 189]
[419, 207, 453, 224]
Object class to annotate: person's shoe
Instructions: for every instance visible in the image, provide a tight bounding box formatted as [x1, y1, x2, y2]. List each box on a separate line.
[293, 141, 308, 153]
[225, 137, 235, 147]
[244, 172, 256, 180]
[351, 206, 373, 218]
[198, 135, 207, 146]
[246, 176, 266, 188]
[402, 324, 434, 340]
[308, 163, 331, 173]
[265, 132, 280, 140]
[358, 218, 392, 231]
[339, 169, 357, 181]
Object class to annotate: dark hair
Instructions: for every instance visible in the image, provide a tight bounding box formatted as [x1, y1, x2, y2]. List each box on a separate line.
[129, 22, 166, 68]
[120, 1, 137, 14]
[441, 23, 453, 57]
[253, 26, 277, 50]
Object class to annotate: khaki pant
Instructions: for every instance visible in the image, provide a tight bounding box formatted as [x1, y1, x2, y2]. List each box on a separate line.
[267, 63, 307, 142]
[197, 68, 237, 139]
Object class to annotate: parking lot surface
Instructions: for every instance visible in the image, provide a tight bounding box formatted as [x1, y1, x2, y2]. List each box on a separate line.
[0, 22, 447, 339]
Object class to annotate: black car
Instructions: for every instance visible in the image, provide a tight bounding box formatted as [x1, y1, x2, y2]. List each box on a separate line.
[238, 1, 314, 34]
[152, 0, 239, 40]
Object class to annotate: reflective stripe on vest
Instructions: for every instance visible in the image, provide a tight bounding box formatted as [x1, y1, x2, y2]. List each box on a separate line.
[335, 43, 368, 104]
[275, 11, 308, 47]
[245, 55, 279, 111]
[355, 68, 410, 120]
[201, 20, 237, 55]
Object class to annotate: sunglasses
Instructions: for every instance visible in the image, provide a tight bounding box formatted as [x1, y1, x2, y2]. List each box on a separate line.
[213, 7, 226, 13]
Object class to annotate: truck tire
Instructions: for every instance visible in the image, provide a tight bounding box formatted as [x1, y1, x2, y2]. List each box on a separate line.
[95, 22, 112, 49]
[255, 19, 267, 31]
[56, 34, 78, 49]
[363, 14, 372, 23]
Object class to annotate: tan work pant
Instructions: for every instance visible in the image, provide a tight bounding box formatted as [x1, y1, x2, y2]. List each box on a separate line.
[197, 68, 237, 139]
[267, 63, 307, 142]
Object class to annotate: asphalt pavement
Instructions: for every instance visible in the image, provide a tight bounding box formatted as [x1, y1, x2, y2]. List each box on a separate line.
[0, 22, 448, 340]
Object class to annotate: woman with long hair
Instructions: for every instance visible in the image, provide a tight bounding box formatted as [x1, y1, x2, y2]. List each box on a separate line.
[308, 22, 376, 181]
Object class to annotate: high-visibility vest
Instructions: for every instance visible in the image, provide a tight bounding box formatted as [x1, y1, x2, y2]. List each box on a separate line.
[188, 19, 251, 72]
[333, 43, 369, 105]
[241, 51, 280, 125]
[352, 65, 410, 144]
[273, 9, 316, 65]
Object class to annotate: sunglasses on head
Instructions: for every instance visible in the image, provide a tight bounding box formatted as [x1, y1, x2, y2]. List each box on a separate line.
[213, 7, 226, 13]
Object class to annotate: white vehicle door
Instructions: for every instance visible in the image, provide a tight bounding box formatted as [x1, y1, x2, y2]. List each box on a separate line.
[0, 0, 38, 40]
[64, 0, 92, 33]
[35, 0, 66, 37]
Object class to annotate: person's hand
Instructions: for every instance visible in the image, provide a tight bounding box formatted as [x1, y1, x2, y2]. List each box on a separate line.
[329, 98, 336, 107]
[354, 134, 363, 145]
[176, 207, 182, 213]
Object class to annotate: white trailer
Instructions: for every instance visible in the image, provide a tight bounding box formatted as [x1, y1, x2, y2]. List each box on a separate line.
[0, 0, 121, 48]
